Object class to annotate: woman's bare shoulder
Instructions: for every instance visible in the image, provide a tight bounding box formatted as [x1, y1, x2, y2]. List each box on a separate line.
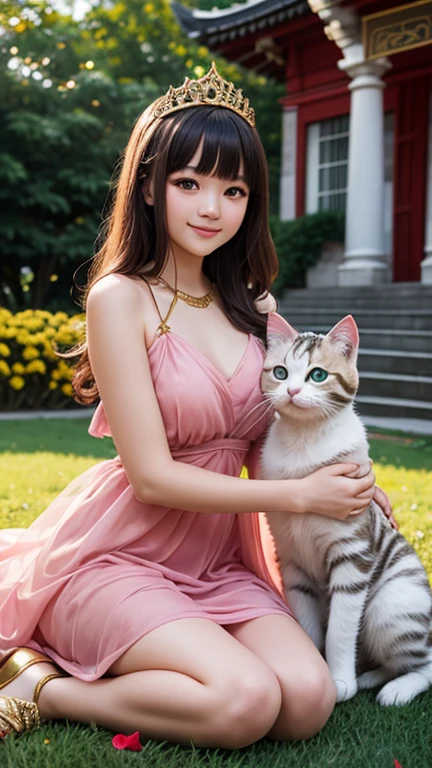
[86, 272, 161, 347]
[87, 272, 153, 300]
[87, 273, 160, 313]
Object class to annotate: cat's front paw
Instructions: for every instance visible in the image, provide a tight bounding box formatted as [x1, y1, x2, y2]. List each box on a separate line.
[333, 677, 358, 702]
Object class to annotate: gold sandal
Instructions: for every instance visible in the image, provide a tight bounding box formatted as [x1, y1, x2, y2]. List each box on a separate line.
[0, 647, 64, 738]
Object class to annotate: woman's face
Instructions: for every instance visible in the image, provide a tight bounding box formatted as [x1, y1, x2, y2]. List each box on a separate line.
[145, 140, 250, 260]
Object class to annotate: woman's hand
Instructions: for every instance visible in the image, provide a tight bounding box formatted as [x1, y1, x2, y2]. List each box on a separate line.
[374, 484, 398, 530]
[294, 463, 376, 520]
[340, 460, 398, 530]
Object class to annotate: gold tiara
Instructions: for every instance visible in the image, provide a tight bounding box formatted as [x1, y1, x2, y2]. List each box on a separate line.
[151, 62, 255, 128]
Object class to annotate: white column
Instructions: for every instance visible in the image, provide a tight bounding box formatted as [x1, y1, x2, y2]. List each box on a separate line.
[280, 107, 298, 221]
[421, 91, 432, 284]
[337, 58, 392, 286]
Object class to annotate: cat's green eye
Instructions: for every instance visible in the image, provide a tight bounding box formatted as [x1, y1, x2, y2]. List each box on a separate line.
[273, 366, 288, 381]
[308, 367, 328, 383]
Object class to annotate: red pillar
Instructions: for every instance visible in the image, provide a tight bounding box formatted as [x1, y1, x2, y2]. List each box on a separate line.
[392, 77, 429, 282]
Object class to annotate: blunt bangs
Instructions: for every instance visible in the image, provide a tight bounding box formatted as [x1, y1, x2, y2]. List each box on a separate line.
[165, 107, 259, 190]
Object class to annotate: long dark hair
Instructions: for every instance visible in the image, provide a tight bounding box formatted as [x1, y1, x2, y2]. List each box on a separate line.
[61, 102, 279, 404]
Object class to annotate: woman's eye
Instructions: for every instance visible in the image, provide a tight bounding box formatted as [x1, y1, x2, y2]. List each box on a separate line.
[308, 367, 328, 383]
[175, 179, 197, 191]
[225, 187, 247, 198]
[273, 366, 288, 381]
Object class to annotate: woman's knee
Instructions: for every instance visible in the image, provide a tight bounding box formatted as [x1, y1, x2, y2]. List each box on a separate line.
[271, 661, 336, 742]
[293, 663, 336, 729]
[210, 669, 282, 749]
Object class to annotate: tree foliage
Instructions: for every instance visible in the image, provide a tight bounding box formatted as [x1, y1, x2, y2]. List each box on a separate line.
[271, 211, 346, 294]
[0, 0, 283, 311]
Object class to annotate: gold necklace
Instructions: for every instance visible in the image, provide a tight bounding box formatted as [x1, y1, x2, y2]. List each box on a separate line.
[158, 276, 213, 308]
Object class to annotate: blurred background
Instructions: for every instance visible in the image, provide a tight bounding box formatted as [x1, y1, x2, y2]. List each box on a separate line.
[0, 0, 285, 314]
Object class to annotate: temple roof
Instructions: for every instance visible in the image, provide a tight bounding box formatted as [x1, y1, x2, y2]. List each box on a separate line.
[173, 0, 310, 47]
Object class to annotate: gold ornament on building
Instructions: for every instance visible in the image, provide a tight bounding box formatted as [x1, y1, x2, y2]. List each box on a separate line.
[151, 62, 255, 128]
[363, 0, 432, 60]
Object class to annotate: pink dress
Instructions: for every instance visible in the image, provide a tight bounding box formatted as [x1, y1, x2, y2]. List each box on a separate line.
[0, 312, 294, 681]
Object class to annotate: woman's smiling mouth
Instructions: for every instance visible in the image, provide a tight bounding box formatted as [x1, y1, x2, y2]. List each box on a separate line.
[188, 224, 222, 238]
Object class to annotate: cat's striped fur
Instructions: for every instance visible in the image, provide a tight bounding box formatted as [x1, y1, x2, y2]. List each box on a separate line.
[260, 315, 432, 706]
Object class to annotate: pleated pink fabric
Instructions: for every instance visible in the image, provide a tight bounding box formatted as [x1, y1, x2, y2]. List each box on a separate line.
[0, 313, 294, 680]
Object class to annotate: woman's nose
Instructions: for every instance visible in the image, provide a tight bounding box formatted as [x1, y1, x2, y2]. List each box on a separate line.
[198, 195, 220, 218]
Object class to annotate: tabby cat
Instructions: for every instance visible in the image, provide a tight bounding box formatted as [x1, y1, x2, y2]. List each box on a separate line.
[260, 314, 432, 706]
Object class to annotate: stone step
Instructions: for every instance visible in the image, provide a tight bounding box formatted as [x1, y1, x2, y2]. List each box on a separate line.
[277, 296, 432, 423]
[356, 395, 432, 421]
[284, 295, 432, 310]
[279, 307, 432, 331]
[359, 371, 432, 402]
[281, 283, 432, 304]
[358, 349, 432, 377]
[361, 415, 432, 436]
[294, 326, 432, 354]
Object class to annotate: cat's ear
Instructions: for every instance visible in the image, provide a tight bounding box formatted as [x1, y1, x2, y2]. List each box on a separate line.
[326, 315, 359, 362]
[267, 313, 298, 350]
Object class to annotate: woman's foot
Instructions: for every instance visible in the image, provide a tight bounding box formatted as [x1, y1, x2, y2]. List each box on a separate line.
[0, 649, 64, 735]
[0, 661, 59, 706]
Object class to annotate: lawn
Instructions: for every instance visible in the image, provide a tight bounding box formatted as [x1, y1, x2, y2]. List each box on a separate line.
[0, 417, 431, 768]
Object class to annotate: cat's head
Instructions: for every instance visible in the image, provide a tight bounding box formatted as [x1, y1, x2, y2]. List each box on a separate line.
[261, 315, 359, 422]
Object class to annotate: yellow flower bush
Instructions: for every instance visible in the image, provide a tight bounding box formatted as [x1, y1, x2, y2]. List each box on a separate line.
[0, 326, 17, 339]
[16, 330, 32, 345]
[22, 345, 40, 360]
[49, 312, 69, 326]
[9, 375, 25, 390]
[25, 359, 47, 375]
[0, 309, 86, 411]
[54, 325, 78, 346]
[43, 343, 58, 361]
[25, 317, 45, 333]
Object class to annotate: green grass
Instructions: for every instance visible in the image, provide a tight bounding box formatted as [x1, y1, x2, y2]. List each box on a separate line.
[2, 695, 432, 768]
[1, 419, 432, 767]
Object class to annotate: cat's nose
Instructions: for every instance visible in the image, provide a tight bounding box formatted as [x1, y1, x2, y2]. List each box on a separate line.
[288, 387, 301, 396]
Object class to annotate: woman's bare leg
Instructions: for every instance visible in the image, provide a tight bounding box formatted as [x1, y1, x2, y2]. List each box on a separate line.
[227, 614, 337, 741]
[2, 619, 282, 749]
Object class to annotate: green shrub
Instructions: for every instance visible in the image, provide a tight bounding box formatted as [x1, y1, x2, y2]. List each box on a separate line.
[270, 210, 345, 295]
[0, 308, 83, 411]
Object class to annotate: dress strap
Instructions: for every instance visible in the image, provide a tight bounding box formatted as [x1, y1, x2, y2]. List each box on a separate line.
[136, 275, 178, 335]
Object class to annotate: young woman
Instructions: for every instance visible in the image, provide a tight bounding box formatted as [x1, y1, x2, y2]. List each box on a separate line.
[0, 64, 392, 749]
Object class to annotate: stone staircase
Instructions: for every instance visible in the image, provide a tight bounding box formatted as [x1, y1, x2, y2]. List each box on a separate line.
[277, 284, 432, 427]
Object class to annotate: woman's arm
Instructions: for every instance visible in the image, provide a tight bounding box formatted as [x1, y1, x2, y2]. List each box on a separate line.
[86, 276, 375, 520]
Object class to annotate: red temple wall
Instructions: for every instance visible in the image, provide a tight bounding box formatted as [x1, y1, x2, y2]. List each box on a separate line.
[217, 0, 431, 280]
[276, 9, 431, 281]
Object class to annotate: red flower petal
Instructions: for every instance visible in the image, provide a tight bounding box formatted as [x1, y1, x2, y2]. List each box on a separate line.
[112, 731, 143, 751]
[394, 761, 403, 768]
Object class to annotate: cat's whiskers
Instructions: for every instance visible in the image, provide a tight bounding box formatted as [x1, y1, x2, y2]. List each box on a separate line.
[246, 394, 273, 419]
[321, 397, 346, 419]
[318, 399, 339, 419]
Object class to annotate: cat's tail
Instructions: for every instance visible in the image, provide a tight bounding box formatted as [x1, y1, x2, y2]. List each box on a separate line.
[376, 655, 432, 706]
